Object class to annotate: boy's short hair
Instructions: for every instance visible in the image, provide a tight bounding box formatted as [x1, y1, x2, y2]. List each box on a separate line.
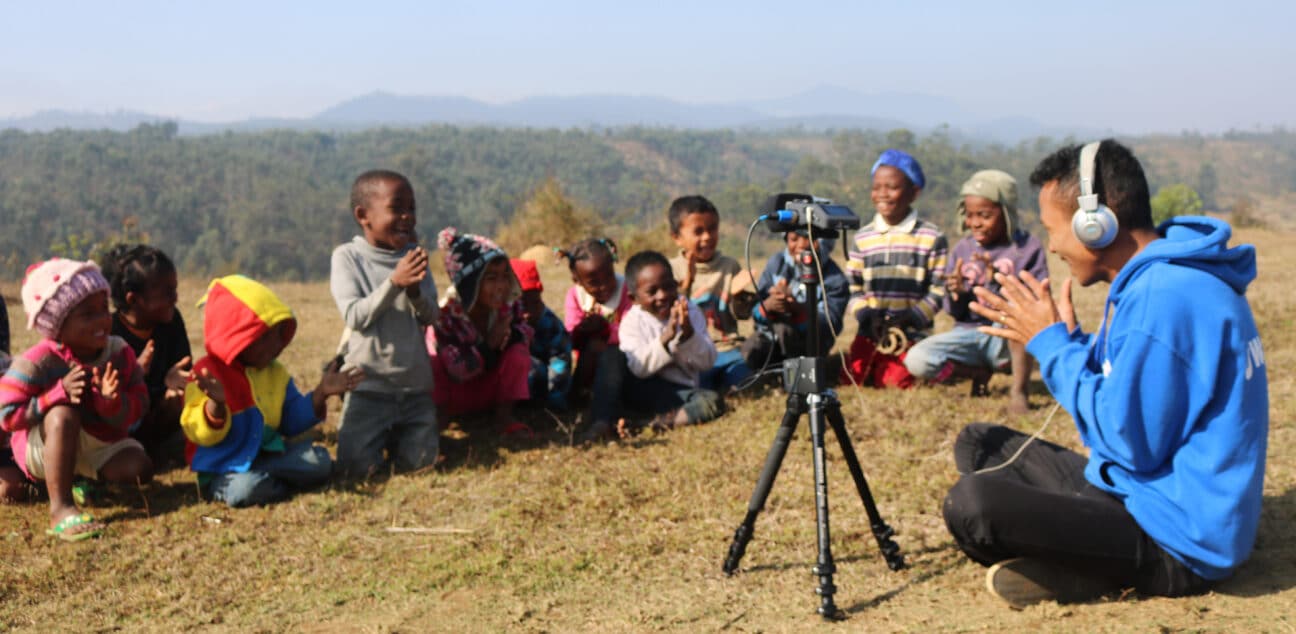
[1029, 140, 1154, 231]
[350, 169, 412, 211]
[667, 195, 719, 235]
[623, 250, 672, 294]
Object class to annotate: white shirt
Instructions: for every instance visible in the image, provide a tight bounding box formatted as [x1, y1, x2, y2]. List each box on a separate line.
[618, 302, 717, 387]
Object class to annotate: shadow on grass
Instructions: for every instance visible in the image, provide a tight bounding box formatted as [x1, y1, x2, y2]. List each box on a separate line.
[739, 541, 956, 576]
[842, 556, 966, 616]
[1213, 486, 1296, 598]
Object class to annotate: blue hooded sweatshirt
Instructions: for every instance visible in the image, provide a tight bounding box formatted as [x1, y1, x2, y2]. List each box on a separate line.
[1026, 216, 1268, 580]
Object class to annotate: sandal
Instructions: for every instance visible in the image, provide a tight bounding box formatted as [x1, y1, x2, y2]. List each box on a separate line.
[46, 512, 105, 542]
[71, 479, 101, 507]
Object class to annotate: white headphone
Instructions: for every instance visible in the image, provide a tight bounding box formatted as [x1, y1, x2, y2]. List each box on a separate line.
[1072, 141, 1119, 248]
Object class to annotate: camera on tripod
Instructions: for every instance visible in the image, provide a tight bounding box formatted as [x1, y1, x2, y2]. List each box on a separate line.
[760, 193, 861, 234]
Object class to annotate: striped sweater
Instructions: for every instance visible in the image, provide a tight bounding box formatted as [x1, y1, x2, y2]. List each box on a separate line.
[844, 211, 949, 328]
[0, 336, 146, 439]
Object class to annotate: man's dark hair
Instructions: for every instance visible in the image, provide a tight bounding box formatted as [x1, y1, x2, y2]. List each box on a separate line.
[623, 250, 673, 294]
[667, 195, 719, 235]
[1029, 139, 1154, 231]
[350, 169, 412, 211]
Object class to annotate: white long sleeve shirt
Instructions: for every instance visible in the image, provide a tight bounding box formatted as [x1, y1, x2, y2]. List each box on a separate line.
[618, 303, 717, 388]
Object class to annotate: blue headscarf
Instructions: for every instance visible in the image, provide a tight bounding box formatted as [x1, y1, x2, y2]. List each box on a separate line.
[871, 149, 926, 190]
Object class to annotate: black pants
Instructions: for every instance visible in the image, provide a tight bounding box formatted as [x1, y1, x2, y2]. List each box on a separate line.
[942, 423, 1210, 597]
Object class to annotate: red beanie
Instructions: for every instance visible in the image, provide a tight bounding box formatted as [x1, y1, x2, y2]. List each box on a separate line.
[509, 258, 543, 293]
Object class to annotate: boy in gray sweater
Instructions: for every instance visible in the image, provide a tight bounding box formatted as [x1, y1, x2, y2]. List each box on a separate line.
[330, 170, 440, 477]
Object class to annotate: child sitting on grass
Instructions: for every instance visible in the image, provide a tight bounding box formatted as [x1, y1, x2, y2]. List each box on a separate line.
[557, 238, 632, 442]
[100, 244, 192, 466]
[511, 258, 572, 411]
[902, 170, 1047, 413]
[1, 292, 27, 503]
[427, 228, 535, 438]
[743, 226, 851, 370]
[0, 259, 153, 540]
[181, 275, 363, 508]
[618, 250, 724, 432]
[560, 238, 628, 387]
[668, 195, 752, 391]
[842, 149, 948, 389]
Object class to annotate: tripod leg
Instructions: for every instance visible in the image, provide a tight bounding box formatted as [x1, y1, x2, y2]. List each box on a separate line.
[824, 394, 905, 571]
[723, 393, 805, 576]
[806, 394, 840, 619]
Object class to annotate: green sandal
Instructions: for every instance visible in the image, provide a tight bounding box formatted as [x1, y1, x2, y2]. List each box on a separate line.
[46, 512, 105, 542]
[71, 479, 102, 507]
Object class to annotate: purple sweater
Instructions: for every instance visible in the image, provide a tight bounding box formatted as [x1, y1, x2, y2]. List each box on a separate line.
[945, 230, 1048, 327]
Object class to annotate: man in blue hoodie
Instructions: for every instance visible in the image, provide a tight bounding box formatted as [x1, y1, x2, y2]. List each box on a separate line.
[941, 139, 1269, 609]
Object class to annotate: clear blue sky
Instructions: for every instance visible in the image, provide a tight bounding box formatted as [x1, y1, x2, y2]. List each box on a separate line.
[2, 0, 1292, 133]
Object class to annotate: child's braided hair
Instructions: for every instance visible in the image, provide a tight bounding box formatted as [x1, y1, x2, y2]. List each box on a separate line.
[554, 238, 618, 272]
[100, 244, 177, 312]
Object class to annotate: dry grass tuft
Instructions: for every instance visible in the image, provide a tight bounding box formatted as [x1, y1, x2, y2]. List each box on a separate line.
[1, 228, 1293, 631]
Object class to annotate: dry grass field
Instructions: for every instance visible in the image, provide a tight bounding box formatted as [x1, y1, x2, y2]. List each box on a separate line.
[1, 227, 1292, 632]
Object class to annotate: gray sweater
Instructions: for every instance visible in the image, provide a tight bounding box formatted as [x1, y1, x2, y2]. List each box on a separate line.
[330, 236, 439, 394]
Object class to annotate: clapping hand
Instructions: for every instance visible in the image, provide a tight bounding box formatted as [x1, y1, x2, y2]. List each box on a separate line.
[62, 364, 90, 405]
[676, 298, 695, 342]
[137, 340, 156, 374]
[391, 246, 430, 296]
[679, 252, 698, 296]
[317, 358, 365, 397]
[945, 257, 967, 300]
[164, 356, 193, 401]
[195, 367, 228, 422]
[763, 278, 792, 317]
[194, 367, 227, 404]
[93, 362, 120, 405]
[574, 311, 607, 336]
[970, 271, 1075, 344]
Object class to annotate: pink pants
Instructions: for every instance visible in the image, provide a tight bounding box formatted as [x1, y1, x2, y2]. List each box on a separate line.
[431, 342, 531, 416]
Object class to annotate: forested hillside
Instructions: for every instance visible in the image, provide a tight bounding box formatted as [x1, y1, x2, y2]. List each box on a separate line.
[1, 122, 1292, 280]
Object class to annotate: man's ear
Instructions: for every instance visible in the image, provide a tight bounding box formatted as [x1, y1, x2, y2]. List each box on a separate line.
[124, 290, 138, 308]
[353, 205, 368, 227]
[912, 187, 923, 201]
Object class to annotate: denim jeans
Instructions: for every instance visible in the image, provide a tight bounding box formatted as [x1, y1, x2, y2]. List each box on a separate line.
[699, 348, 753, 392]
[904, 326, 1009, 379]
[337, 390, 438, 478]
[623, 374, 724, 424]
[206, 441, 332, 508]
[589, 347, 723, 425]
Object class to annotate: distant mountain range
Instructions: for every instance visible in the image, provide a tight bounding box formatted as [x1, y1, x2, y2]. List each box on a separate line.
[0, 85, 1108, 144]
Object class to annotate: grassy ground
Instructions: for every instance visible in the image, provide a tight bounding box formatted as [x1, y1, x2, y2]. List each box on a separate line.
[1, 228, 1293, 632]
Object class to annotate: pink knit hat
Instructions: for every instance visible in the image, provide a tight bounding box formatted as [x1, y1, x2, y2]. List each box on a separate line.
[21, 258, 110, 339]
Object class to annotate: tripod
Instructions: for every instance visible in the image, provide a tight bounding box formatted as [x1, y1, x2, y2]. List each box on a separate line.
[722, 245, 904, 619]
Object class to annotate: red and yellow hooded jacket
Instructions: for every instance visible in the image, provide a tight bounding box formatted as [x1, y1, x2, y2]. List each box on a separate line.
[180, 275, 319, 474]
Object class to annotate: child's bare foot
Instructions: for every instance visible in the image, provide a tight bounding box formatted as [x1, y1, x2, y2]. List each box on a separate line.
[648, 409, 691, 434]
[615, 418, 635, 440]
[48, 505, 104, 541]
[1007, 392, 1030, 416]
